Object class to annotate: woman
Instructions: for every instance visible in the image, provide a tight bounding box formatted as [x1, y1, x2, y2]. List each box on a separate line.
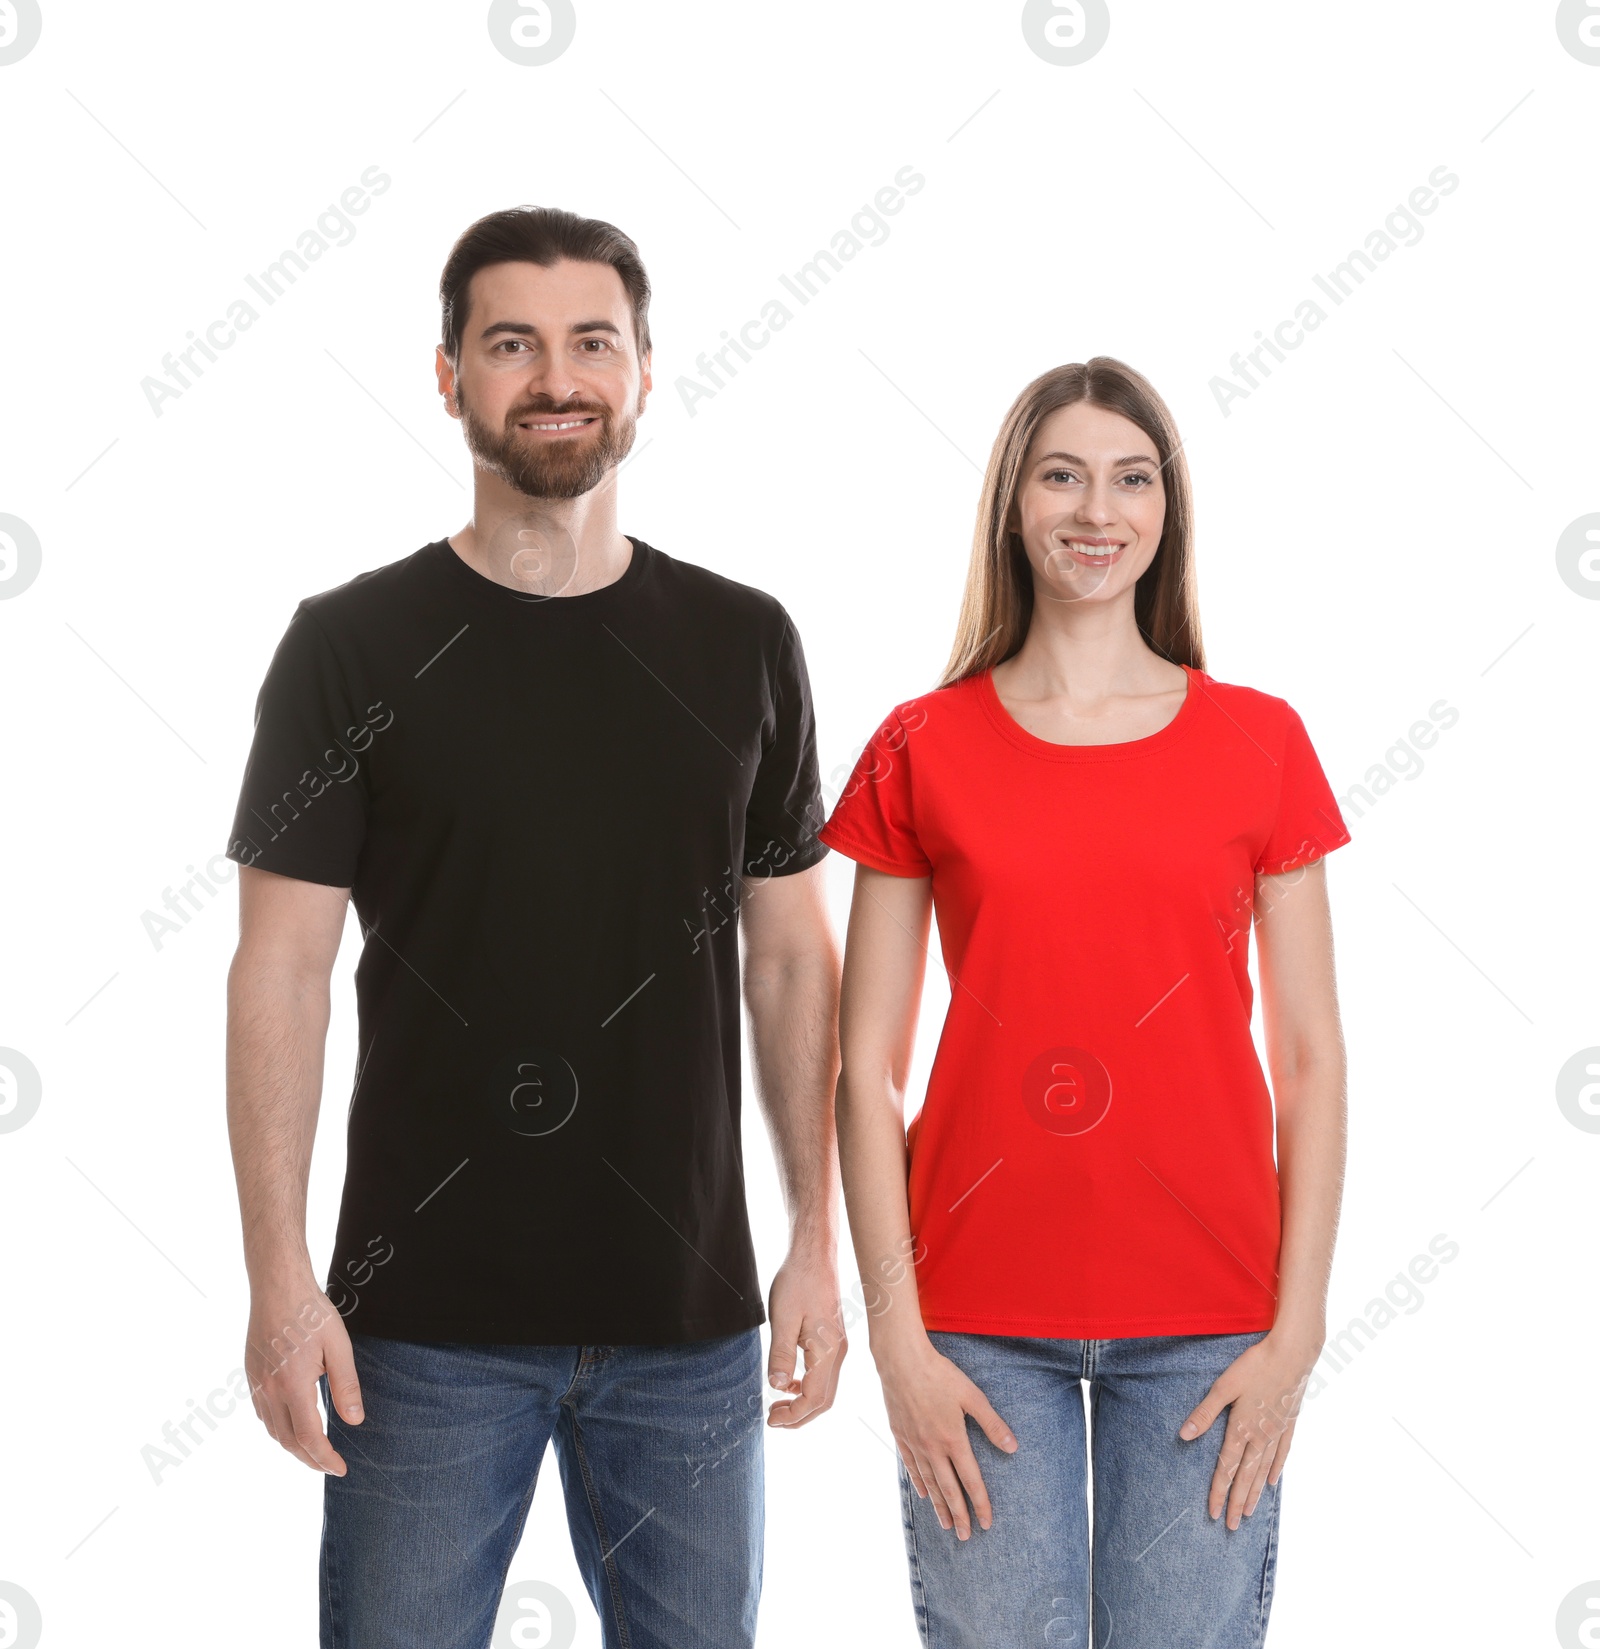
[817, 358, 1348, 1647]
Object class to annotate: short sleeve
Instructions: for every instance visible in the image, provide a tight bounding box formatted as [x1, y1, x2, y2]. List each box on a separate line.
[742, 612, 828, 878]
[225, 603, 373, 887]
[1254, 703, 1352, 876]
[817, 704, 933, 877]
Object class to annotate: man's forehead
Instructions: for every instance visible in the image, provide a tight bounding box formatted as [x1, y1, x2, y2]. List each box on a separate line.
[467, 257, 628, 320]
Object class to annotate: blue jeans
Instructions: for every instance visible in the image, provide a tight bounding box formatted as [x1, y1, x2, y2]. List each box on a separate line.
[901, 1331, 1280, 1648]
[317, 1329, 764, 1648]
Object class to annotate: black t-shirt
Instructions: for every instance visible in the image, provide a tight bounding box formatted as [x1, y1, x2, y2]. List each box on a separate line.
[226, 536, 828, 1344]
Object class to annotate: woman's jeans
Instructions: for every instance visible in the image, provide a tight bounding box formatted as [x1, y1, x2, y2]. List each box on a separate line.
[901, 1330, 1280, 1648]
[316, 1328, 764, 1649]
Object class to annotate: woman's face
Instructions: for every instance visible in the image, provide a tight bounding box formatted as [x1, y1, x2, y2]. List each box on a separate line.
[1008, 401, 1167, 606]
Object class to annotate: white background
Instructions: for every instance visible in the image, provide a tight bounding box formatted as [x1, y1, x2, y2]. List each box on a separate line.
[1, 2, 1597, 1645]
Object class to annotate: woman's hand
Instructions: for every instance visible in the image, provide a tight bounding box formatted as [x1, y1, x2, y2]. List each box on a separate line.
[1178, 1328, 1322, 1529]
[876, 1334, 1018, 1539]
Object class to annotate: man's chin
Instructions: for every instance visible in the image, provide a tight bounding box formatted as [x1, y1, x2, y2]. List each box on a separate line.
[503, 457, 606, 500]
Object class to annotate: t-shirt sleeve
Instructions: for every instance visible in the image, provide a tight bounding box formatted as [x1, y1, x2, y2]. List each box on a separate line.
[816, 704, 933, 877]
[742, 612, 829, 878]
[1254, 703, 1352, 876]
[224, 603, 373, 887]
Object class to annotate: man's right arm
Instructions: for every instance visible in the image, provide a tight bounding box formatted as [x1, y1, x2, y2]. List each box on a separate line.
[226, 863, 364, 1475]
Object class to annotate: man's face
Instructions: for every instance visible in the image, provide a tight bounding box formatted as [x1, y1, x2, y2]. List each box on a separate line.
[437, 257, 651, 499]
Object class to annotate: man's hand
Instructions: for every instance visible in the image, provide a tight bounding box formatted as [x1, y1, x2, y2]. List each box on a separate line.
[245, 1277, 365, 1474]
[764, 1247, 846, 1429]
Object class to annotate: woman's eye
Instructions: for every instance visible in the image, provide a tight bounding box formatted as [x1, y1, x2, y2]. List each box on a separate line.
[1040, 468, 1156, 487]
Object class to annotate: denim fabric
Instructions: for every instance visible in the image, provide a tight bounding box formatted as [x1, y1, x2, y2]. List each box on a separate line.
[317, 1328, 764, 1648]
[900, 1331, 1279, 1648]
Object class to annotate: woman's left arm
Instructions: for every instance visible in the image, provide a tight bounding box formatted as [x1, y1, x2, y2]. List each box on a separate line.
[1177, 855, 1348, 1528]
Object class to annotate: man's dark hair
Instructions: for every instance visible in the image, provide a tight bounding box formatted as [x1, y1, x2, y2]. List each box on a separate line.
[439, 205, 652, 366]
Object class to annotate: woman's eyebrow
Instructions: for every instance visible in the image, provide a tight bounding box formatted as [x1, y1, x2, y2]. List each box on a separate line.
[1034, 450, 1159, 467]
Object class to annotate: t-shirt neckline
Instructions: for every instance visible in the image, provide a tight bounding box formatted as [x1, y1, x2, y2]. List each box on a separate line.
[431, 533, 653, 611]
[975, 661, 1201, 760]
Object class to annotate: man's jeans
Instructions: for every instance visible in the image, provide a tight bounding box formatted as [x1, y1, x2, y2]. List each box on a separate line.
[900, 1330, 1280, 1648]
[317, 1328, 764, 1649]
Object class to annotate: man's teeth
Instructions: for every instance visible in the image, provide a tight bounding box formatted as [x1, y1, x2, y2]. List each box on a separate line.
[527, 418, 592, 429]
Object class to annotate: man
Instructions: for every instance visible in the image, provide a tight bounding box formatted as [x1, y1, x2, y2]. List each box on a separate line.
[224, 205, 845, 1649]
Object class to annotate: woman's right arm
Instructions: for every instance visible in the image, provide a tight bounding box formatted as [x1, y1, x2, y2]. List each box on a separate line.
[834, 863, 1018, 1540]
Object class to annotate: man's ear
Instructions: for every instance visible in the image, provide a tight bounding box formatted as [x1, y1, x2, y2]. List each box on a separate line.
[435, 345, 460, 418]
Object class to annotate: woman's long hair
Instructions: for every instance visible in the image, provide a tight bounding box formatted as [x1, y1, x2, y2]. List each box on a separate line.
[939, 357, 1204, 687]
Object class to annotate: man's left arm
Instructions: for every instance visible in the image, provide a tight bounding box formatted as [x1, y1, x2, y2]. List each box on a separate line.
[739, 859, 845, 1429]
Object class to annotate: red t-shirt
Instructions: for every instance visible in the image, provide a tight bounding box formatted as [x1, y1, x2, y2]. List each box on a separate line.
[817, 664, 1351, 1337]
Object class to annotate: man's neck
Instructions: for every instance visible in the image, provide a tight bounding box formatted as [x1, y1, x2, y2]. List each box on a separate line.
[449, 478, 631, 598]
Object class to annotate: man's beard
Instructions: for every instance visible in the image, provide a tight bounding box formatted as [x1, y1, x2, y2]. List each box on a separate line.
[456, 384, 638, 499]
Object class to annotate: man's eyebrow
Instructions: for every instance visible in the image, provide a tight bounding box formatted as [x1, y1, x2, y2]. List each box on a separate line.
[478, 318, 624, 340]
[1034, 450, 1158, 467]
